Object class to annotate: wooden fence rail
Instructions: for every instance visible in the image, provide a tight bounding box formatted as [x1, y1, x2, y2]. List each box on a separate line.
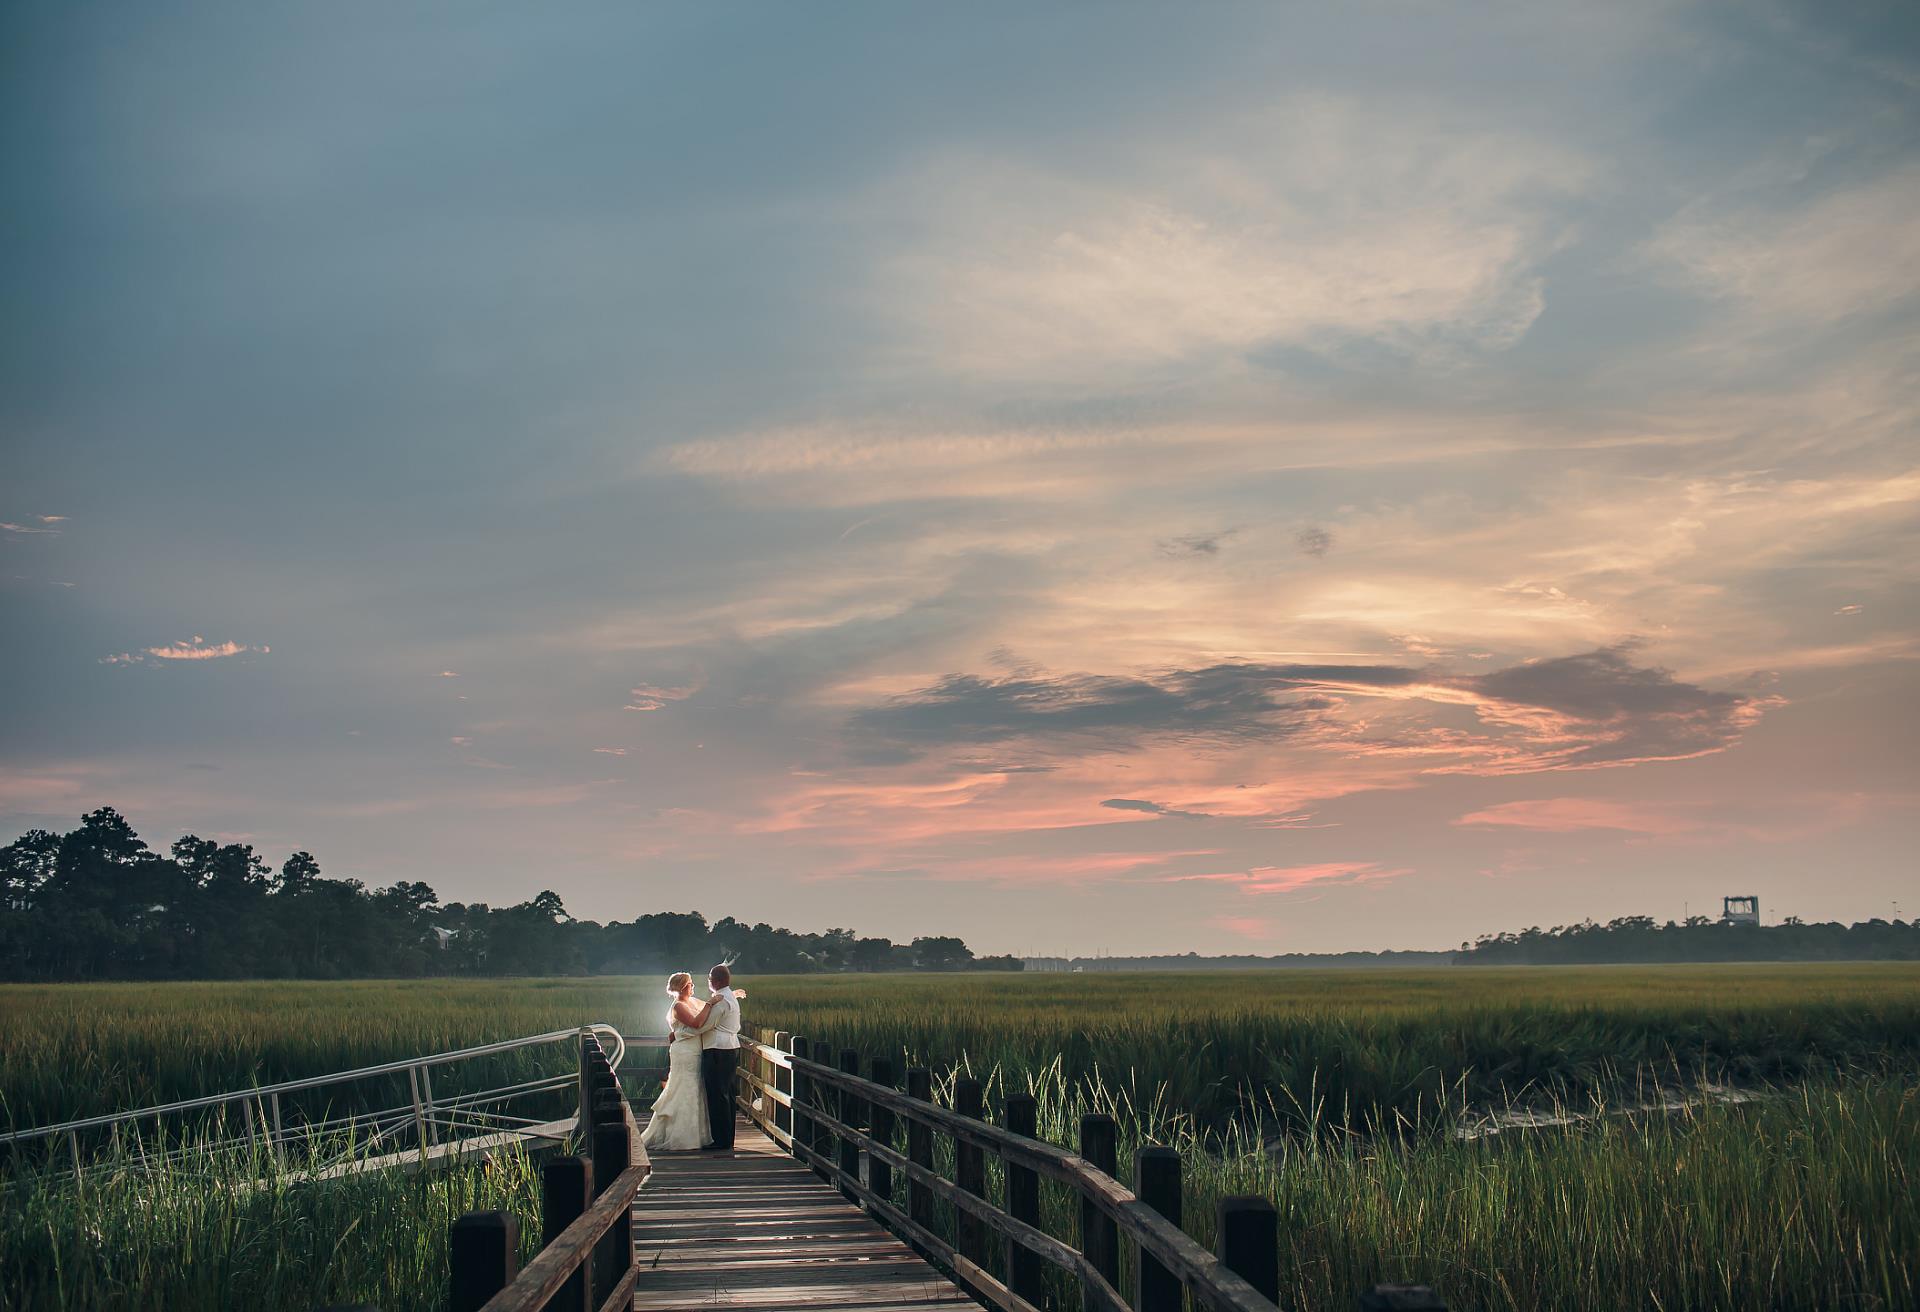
[443, 1029, 648, 1312]
[734, 1029, 1445, 1312]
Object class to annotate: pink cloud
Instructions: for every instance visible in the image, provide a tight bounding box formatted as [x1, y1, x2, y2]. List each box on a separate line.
[818, 847, 1225, 886]
[0, 764, 100, 809]
[1168, 861, 1412, 894]
[101, 637, 270, 666]
[1453, 797, 1697, 835]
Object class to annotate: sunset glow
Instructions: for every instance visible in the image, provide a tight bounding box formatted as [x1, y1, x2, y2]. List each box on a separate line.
[2, 5, 1914, 954]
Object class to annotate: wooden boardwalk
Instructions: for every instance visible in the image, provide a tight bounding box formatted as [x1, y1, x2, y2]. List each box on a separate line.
[631, 1114, 979, 1312]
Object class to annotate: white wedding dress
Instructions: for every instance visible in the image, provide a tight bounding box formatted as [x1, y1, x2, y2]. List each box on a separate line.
[639, 1011, 712, 1152]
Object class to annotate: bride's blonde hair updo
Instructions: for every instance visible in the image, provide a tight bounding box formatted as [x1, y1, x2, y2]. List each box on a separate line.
[665, 971, 692, 998]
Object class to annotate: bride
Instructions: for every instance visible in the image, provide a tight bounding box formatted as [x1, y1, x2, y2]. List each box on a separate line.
[639, 971, 745, 1151]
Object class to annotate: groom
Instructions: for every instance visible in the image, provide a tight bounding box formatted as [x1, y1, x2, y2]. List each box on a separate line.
[697, 964, 741, 1150]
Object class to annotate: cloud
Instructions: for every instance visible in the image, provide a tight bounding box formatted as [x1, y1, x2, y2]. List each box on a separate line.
[849, 643, 1770, 774]
[101, 637, 271, 666]
[1295, 526, 1334, 558]
[1101, 797, 1210, 820]
[2, 519, 63, 535]
[848, 665, 1356, 752]
[820, 847, 1226, 886]
[1169, 861, 1412, 894]
[1454, 798, 1695, 835]
[1645, 165, 1920, 327]
[876, 99, 1590, 382]
[1457, 643, 1769, 769]
[592, 747, 629, 757]
[625, 676, 705, 711]
[1157, 531, 1233, 559]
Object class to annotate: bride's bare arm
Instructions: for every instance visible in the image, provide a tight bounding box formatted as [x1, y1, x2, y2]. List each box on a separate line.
[672, 997, 714, 1028]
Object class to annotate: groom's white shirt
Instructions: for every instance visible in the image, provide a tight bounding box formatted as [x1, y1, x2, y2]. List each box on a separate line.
[698, 985, 740, 1050]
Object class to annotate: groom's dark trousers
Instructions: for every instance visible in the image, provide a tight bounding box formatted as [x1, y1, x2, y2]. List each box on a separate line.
[700, 1048, 738, 1148]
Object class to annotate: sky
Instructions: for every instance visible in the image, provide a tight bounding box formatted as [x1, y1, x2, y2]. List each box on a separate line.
[2, 3, 1916, 956]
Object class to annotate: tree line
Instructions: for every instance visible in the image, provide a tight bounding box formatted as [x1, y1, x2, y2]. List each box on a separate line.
[0, 809, 1020, 981]
[1456, 914, 1919, 964]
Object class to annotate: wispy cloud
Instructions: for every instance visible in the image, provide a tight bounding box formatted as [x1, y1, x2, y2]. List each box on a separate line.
[1294, 526, 1334, 558]
[1454, 798, 1695, 836]
[873, 100, 1589, 383]
[1169, 861, 1412, 895]
[625, 676, 705, 711]
[101, 637, 271, 666]
[1157, 531, 1234, 559]
[1645, 165, 1920, 328]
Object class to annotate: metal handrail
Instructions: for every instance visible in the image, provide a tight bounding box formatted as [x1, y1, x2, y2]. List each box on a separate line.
[3, 1029, 633, 1152]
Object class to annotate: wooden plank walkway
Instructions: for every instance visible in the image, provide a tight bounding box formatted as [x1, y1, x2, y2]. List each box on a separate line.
[630, 1114, 979, 1312]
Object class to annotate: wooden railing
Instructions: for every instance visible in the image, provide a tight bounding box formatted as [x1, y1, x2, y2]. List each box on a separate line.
[734, 1030, 1445, 1312]
[444, 1029, 649, 1312]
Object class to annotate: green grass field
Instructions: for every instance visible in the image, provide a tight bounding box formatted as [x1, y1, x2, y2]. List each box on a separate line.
[3, 965, 1917, 1310]
[6, 965, 1917, 1130]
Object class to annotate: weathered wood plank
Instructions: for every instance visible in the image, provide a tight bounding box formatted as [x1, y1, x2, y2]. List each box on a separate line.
[631, 1117, 978, 1312]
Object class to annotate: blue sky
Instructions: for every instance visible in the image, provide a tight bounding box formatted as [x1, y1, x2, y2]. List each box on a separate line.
[3, 3, 1916, 953]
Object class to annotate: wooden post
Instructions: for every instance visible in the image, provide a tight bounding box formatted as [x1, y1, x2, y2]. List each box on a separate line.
[788, 1034, 809, 1163]
[1358, 1285, 1447, 1311]
[448, 1210, 518, 1312]
[542, 1155, 594, 1312]
[592, 1089, 630, 1306]
[812, 1040, 837, 1182]
[869, 1057, 896, 1208]
[906, 1067, 934, 1238]
[837, 1048, 862, 1201]
[1080, 1114, 1121, 1305]
[802, 1044, 825, 1183]
[1134, 1147, 1182, 1312]
[953, 1076, 989, 1268]
[1003, 1092, 1043, 1305]
[773, 1031, 793, 1140]
[1216, 1196, 1279, 1305]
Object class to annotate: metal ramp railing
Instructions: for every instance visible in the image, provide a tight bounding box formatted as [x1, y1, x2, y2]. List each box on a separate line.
[1, 1023, 655, 1180]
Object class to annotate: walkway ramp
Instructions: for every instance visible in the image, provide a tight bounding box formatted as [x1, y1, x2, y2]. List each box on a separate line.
[631, 1116, 978, 1312]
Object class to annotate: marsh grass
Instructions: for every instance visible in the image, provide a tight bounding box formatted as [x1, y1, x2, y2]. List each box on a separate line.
[0, 1133, 545, 1312]
[865, 1061, 1916, 1311]
[4, 967, 1918, 1311]
[10, 966, 1917, 1132]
